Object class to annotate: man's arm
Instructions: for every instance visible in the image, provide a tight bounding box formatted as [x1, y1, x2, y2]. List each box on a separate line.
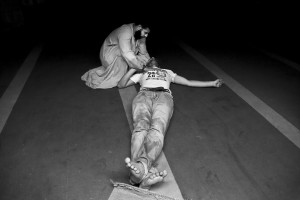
[117, 68, 137, 88]
[118, 31, 143, 70]
[174, 75, 223, 87]
[136, 38, 150, 64]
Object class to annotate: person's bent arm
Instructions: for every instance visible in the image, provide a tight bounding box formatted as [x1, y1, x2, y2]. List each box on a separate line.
[137, 38, 150, 62]
[118, 32, 143, 70]
[117, 68, 137, 88]
[174, 75, 223, 87]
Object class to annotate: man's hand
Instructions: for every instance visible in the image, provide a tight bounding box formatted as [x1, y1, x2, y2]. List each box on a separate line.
[214, 79, 223, 87]
[137, 54, 149, 65]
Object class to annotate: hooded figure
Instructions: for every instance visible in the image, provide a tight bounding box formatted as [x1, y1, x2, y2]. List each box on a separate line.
[81, 23, 151, 89]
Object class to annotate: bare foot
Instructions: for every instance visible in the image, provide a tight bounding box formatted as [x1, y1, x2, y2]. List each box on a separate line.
[125, 158, 147, 184]
[149, 166, 158, 174]
[139, 170, 167, 189]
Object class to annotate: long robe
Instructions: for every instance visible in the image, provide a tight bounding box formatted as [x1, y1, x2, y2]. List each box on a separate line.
[81, 23, 150, 89]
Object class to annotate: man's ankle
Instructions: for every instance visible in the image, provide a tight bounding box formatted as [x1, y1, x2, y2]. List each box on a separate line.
[137, 157, 151, 170]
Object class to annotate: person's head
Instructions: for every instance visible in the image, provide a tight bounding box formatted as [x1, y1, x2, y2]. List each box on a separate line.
[145, 57, 159, 69]
[134, 23, 150, 40]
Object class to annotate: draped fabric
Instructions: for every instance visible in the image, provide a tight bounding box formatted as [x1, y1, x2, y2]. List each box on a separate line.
[110, 181, 178, 200]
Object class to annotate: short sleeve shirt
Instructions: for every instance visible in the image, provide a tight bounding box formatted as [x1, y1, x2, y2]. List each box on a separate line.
[130, 68, 177, 90]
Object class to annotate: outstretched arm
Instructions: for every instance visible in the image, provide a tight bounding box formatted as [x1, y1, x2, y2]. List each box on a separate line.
[117, 68, 137, 88]
[174, 75, 223, 87]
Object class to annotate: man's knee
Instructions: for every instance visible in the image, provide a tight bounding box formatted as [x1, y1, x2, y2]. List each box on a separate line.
[150, 118, 167, 134]
[133, 119, 150, 132]
[146, 131, 164, 146]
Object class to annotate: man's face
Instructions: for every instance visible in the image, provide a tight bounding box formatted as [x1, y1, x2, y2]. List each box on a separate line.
[134, 28, 150, 40]
[141, 28, 150, 38]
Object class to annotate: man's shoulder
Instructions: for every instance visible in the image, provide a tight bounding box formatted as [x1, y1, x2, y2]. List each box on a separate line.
[113, 24, 133, 39]
[119, 23, 133, 32]
[160, 68, 174, 73]
[163, 69, 177, 77]
[130, 72, 143, 83]
[145, 68, 172, 72]
[121, 23, 134, 27]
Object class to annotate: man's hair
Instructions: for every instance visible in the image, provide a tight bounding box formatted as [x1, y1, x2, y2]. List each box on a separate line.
[133, 22, 151, 40]
[134, 22, 150, 30]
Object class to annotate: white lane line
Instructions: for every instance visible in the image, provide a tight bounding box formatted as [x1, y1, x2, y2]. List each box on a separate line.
[178, 41, 300, 149]
[108, 86, 184, 200]
[0, 44, 43, 135]
[251, 45, 300, 72]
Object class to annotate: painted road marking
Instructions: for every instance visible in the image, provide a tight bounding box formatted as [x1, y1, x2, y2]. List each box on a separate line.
[0, 44, 43, 135]
[107, 86, 184, 200]
[260, 49, 300, 72]
[251, 45, 300, 72]
[178, 41, 300, 149]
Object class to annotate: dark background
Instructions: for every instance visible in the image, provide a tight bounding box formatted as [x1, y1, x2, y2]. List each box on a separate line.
[1, 2, 300, 200]
[1, 0, 299, 59]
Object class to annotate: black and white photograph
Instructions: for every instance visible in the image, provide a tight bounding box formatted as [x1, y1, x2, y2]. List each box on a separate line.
[0, 0, 299, 199]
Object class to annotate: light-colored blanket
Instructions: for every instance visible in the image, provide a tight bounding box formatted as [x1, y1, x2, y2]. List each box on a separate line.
[110, 180, 180, 200]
